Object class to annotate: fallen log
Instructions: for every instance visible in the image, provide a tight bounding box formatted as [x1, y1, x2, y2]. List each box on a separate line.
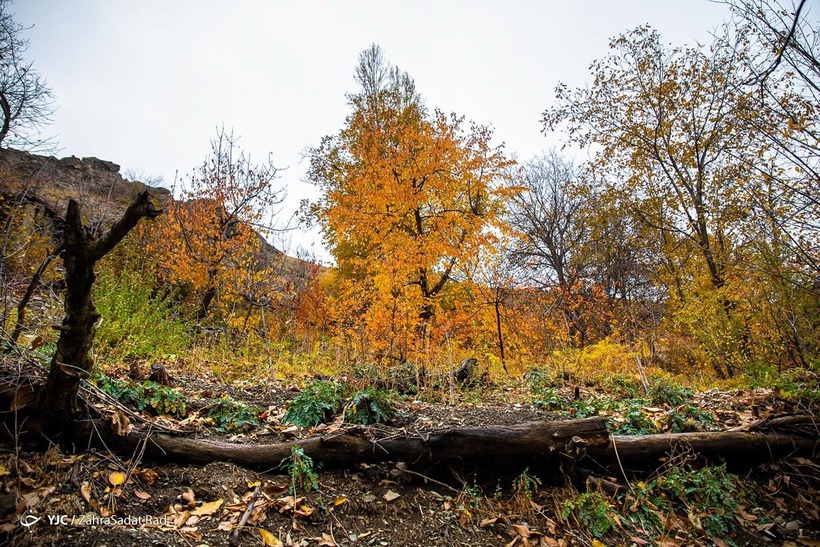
[74, 417, 610, 470]
[588, 430, 818, 469]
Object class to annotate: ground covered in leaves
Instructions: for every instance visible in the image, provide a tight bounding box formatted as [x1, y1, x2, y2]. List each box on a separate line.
[0, 361, 818, 547]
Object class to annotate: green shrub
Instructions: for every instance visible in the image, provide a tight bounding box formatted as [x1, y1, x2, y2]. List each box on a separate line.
[344, 386, 395, 425]
[562, 491, 617, 539]
[626, 465, 739, 540]
[96, 375, 187, 416]
[283, 380, 346, 428]
[94, 269, 190, 362]
[205, 396, 261, 431]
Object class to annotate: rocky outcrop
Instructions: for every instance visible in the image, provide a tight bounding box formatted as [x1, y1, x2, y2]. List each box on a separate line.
[0, 147, 170, 224]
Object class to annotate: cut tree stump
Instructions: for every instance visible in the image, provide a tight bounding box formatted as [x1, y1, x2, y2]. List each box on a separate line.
[74, 417, 610, 469]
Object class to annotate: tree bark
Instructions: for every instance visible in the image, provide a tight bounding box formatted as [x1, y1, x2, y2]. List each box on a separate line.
[75, 417, 610, 469]
[70, 416, 818, 474]
[589, 430, 818, 468]
[34, 191, 161, 434]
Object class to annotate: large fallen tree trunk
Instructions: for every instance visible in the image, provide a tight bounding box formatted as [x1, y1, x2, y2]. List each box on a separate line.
[70, 415, 818, 473]
[74, 417, 610, 469]
[588, 430, 818, 469]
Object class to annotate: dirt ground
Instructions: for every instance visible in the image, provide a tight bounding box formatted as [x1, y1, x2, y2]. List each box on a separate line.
[0, 369, 818, 547]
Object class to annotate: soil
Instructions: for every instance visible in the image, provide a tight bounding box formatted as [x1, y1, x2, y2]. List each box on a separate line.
[0, 369, 818, 547]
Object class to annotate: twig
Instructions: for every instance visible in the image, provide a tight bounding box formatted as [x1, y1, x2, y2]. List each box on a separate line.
[399, 466, 460, 494]
[231, 484, 261, 542]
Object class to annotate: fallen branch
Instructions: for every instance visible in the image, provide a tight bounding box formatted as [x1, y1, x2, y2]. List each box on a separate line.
[75, 417, 610, 469]
[589, 430, 818, 469]
[70, 415, 818, 475]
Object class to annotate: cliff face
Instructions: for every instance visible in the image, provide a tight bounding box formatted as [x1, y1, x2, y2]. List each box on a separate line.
[0, 147, 171, 224]
[0, 147, 306, 273]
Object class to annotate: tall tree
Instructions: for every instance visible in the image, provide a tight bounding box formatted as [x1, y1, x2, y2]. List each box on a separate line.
[35, 192, 162, 433]
[307, 45, 512, 361]
[543, 26, 764, 293]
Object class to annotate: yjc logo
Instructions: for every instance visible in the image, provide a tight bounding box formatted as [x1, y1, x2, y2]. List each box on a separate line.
[20, 513, 41, 528]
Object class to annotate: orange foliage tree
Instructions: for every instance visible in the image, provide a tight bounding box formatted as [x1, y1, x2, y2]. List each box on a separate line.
[306, 45, 514, 365]
[150, 129, 284, 324]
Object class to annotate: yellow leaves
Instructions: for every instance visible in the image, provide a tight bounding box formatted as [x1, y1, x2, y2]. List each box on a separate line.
[190, 498, 223, 516]
[108, 471, 126, 487]
[308, 49, 514, 362]
[259, 528, 283, 546]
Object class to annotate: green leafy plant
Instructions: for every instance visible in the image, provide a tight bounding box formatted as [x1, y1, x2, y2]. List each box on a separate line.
[96, 375, 188, 417]
[205, 396, 261, 432]
[613, 401, 659, 434]
[283, 446, 320, 494]
[562, 491, 617, 539]
[666, 404, 715, 432]
[571, 398, 602, 418]
[344, 386, 395, 425]
[647, 377, 693, 406]
[94, 269, 190, 362]
[532, 387, 568, 411]
[283, 380, 347, 428]
[626, 465, 740, 540]
[513, 468, 542, 500]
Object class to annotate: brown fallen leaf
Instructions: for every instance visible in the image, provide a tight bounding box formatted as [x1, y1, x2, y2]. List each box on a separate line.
[10, 386, 34, 411]
[479, 517, 499, 529]
[511, 523, 532, 538]
[134, 489, 151, 500]
[191, 499, 223, 516]
[179, 526, 202, 541]
[110, 411, 133, 437]
[135, 468, 159, 485]
[317, 532, 337, 546]
[80, 482, 93, 504]
[180, 488, 195, 508]
[383, 490, 401, 502]
[263, 484, 288, 497]
[294, 504, 314, 517]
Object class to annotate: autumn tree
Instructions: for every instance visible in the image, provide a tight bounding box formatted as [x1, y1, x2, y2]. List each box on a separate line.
[306, 45, 513, 363]
[152, 128, 284, 324]
[0, 0, 53, 149]
[543, 24, 819, 375]
[544, 26, 767, 292]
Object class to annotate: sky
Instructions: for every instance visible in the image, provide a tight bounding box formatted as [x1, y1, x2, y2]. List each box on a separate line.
[10, 0, 734, 261]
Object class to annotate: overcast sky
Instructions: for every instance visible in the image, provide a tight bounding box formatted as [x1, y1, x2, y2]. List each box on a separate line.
[11, 0, 734, 259]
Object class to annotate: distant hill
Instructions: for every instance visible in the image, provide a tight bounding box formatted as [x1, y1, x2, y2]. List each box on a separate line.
[0, 147, 311, 275]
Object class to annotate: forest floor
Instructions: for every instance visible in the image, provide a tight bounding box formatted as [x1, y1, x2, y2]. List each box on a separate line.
[0, 360, 818, 547]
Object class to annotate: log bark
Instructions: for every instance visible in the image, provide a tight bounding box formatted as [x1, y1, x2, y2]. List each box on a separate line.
[70, 415, 819, 475]
[74, 417, 610, 469]
[589, 430, 818, 468]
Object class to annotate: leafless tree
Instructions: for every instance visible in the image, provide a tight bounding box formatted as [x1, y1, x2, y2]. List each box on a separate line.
[0, 0, 54, 150]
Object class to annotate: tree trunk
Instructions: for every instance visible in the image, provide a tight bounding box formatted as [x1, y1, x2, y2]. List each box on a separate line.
[34, 192, 161, 435]
[70, 415, 818, 474]
[75, 417, 610, 469]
